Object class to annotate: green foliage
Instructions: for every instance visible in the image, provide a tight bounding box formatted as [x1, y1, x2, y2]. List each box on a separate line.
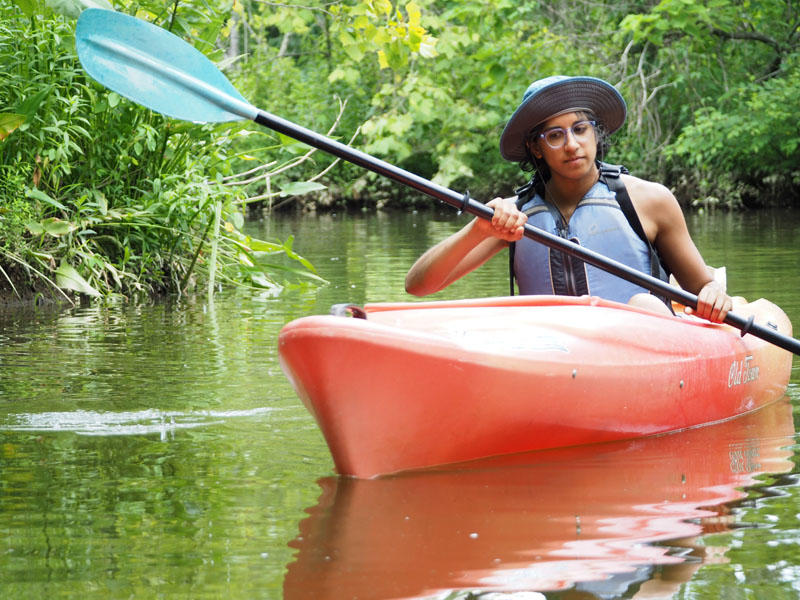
[670, 61, 800, 175]
[329, 1, 437, 72]
[232, 0, 799, 207]
[617, 0, 800, 206]
[0, 0, 322, 301]
[0, 195, 36, 252]
[2, 0, 798, 303]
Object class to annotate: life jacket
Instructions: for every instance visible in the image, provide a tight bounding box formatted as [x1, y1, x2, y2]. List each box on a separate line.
[509, 162, 671, 305]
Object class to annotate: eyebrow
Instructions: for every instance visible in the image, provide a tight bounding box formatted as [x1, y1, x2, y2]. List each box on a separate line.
[542, 111, 593, 130]
[542, 118, 588, 132]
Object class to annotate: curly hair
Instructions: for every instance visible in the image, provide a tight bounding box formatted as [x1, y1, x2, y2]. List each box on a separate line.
[518, 111, 610, 179]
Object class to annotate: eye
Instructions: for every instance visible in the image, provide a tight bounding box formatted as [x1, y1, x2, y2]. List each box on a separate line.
[544, 129, 565, 145]
[572, 122, 591, 135]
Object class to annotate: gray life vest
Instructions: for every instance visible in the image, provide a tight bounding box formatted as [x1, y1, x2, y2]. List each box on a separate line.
[509, 163, 670, 305]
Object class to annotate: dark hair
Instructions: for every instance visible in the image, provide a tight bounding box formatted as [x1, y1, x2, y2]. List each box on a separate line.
[519, 111, 610, 178]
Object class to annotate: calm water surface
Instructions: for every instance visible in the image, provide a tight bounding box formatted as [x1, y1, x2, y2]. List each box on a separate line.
[1, 207, 800, 599]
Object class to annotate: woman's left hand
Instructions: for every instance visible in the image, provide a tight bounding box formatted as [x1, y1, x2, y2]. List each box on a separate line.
[689, 280, 733, 323]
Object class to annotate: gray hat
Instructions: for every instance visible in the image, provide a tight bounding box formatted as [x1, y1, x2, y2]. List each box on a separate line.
[499, 76, 627, 162]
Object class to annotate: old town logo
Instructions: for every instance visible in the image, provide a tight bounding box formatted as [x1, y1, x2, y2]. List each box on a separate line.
[728, 355, 759, 388]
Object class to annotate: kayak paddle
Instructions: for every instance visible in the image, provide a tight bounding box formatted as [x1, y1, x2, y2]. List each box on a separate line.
[74, 8, 800, 356]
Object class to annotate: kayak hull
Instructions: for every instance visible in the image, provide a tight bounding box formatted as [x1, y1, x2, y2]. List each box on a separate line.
[278, 295, 793, 478]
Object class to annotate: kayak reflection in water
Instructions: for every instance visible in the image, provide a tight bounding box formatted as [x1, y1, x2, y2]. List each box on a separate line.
[405, 75, 733, 323]
[283, 398, 795, 599]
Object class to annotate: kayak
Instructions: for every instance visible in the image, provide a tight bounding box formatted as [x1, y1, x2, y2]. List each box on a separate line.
[278, 295, 793, 478]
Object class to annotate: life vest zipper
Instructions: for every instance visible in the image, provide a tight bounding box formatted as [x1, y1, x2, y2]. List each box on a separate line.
[557, 221, 579, 296]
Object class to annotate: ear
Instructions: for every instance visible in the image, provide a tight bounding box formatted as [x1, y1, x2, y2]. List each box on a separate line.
[529, 141, 543, 160]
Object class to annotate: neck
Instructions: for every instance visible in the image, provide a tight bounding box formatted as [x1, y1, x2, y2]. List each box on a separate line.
[545, 163, 600, 212]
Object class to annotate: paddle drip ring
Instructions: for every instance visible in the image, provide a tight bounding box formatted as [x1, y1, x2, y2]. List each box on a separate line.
[740, 315, 755, 337]
[457, 191, 471, 215]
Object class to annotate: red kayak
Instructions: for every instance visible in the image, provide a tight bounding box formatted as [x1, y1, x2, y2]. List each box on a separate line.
[278, 295, 793, 478]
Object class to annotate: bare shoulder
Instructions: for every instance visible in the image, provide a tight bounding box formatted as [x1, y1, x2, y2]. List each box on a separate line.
[619, 173, 684, 239]
[619, 173, 675, 205]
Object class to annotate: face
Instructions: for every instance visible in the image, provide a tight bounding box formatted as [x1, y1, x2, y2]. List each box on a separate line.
[528, 112, 598, 179]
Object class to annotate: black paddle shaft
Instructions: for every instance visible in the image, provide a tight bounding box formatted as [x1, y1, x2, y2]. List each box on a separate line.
[254, 110, 800, 355]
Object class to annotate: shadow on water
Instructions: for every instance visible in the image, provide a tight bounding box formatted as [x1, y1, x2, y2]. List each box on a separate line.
[284, 398, 797, 600]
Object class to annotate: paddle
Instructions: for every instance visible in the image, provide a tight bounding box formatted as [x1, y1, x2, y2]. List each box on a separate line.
[75, 8, 800, 356]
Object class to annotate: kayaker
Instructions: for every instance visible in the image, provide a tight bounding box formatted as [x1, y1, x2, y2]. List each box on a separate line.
[405, 75, 733, 323]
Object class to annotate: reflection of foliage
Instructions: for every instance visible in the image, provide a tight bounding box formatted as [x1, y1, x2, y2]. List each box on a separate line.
[678, 467, 800, 599]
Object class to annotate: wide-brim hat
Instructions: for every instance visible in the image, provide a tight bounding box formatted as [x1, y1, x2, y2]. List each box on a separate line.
[499, 75, 627, 162]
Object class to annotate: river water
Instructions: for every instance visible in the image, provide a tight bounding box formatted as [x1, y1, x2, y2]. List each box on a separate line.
[1, 207, 799, 599]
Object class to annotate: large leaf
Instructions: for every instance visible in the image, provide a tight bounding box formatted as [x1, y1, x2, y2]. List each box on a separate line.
[11, 0, 38, 17]
[279, 181, 327, 197]
[55, 263, 101, 297]
[45, 0, 112, 18]
[16, 88, 52, 120]
[26, 217, 77, 237]
[26, 188, 68, 211]
[0, 113, 25, 141]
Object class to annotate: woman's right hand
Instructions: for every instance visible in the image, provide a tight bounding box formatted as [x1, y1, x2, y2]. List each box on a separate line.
[477, 197, 528, 241]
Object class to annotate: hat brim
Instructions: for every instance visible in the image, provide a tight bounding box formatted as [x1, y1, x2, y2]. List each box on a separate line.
[499, 77, 626, 162]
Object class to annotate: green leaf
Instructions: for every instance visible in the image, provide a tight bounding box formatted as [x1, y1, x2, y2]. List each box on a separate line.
[229, 211, 245, 229]
[328, 66, 361, 85]
[40, 217, 76, 236]
[248, 270, 279, 289]
[45, 0, 111, 18]
[56, 263, 101, 297]
[406, 1, 421, 27]
[373, 0, 392, 16]
[44, 0, 101, 19]
[26, 188, 67, 211]
[418, 38, 438, 58]
[12, 0, 38, 17]
[279, 181, 327, 197]
[15, 88, 51, 120]
[25, 222, 44, 235]
[0, 113, 25, 141]
[342, 42, 366, 62]
[244, 238, 284, 253]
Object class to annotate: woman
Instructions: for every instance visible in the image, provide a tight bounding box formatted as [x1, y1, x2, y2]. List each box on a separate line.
[405, 75, 732, 322]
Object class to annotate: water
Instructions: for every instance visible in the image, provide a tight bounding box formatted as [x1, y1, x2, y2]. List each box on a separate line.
[1, 207, 799, 599]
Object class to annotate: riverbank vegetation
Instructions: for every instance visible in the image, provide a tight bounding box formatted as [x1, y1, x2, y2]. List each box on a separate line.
[1, 0, 798, 301]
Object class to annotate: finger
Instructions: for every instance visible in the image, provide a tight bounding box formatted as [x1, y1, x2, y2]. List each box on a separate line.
[709, 297, 732, 323]
[495, 208, 523, 233]
[717, 298, 733, 323]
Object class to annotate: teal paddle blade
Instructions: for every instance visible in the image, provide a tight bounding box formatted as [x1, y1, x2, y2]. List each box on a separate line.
[75, 8, 257, 123]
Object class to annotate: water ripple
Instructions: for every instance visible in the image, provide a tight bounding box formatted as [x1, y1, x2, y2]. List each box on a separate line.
[0, 407, 280, 438]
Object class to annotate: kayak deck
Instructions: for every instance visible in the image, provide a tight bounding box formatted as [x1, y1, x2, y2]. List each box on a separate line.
[278, 295, 792, 477]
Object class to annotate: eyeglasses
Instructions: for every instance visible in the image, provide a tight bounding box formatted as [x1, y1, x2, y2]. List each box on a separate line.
[538, 120, 597, 149]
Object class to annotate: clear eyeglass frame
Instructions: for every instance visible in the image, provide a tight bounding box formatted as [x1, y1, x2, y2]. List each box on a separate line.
[538, 120, 597, 149]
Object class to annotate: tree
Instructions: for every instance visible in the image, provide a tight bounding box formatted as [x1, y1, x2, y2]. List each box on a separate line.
[617, 0, 800, 206]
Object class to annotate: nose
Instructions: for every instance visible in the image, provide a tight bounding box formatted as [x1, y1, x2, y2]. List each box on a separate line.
[563, 128, 580, 150]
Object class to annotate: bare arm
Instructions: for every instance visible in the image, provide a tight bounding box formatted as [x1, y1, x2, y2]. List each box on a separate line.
[405, 197, 527, 296]
[626, 175, 732, 322]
